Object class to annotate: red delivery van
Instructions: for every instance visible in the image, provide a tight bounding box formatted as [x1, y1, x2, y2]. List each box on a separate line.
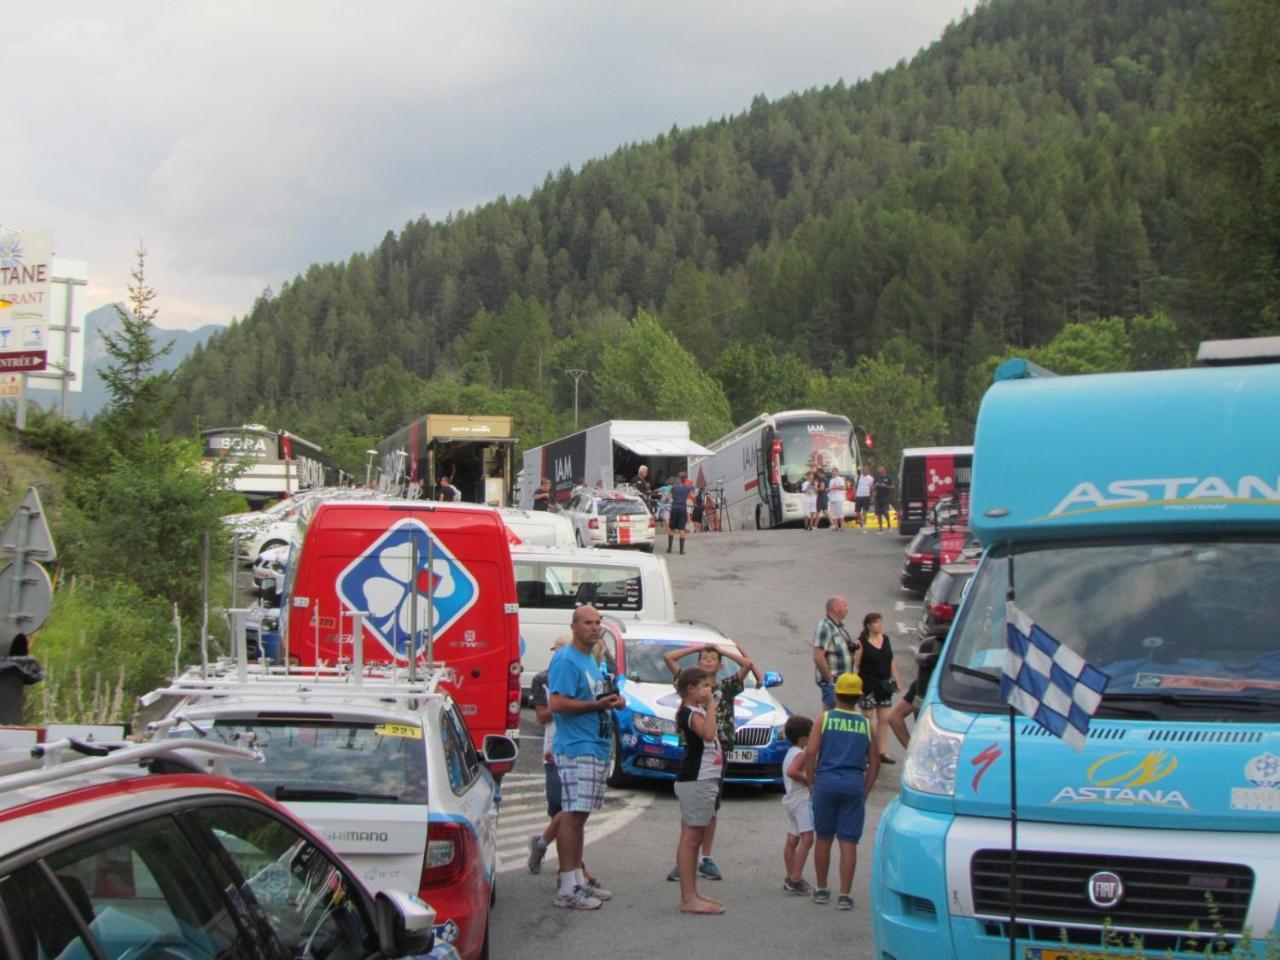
[280, 499, 522, 745]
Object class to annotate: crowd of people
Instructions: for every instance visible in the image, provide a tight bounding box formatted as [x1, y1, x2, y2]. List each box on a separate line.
[800, 465, 895, 532]
[521, 589, 938, 916]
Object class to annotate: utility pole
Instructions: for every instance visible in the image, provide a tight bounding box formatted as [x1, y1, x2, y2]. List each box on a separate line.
[565, 369, 588, 431]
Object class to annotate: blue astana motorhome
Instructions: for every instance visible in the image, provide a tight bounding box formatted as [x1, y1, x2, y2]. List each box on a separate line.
[872, 338, 1280, 959]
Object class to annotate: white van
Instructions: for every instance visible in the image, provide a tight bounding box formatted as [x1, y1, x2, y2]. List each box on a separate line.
[498, 507, 576, 547]
[512, 544, 676, 693]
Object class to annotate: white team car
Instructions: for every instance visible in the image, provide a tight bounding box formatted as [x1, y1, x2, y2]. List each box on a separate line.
[563, 490, 656, 550]
[152, 664, 515, 960]
[498, 506, 577, 547]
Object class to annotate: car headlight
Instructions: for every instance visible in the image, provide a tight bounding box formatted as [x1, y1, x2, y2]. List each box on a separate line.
[632, 715, 677, 736]
[901, 705, 963, 796]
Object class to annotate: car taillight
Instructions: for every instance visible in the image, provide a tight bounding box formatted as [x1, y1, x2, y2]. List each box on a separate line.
[588, 517, 599, 529]
[928, 602, 956, 621]
[908, 552, 931, 563]
[507, 659, 522, 716]
[423, 821, 468, 887]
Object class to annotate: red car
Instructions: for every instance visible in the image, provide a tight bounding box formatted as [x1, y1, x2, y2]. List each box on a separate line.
[0, 737, 440, 959]
[900, 525, 981, 595]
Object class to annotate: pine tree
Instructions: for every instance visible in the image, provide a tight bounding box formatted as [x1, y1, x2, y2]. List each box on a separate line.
[100, 246, 175, 445]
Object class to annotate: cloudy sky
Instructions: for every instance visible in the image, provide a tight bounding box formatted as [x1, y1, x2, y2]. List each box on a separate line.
[6, 2, 971, 331]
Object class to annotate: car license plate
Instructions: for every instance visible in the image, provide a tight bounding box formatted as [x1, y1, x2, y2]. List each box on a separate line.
[1025, 950, 1108, 960]
[727, 748, 756, 763]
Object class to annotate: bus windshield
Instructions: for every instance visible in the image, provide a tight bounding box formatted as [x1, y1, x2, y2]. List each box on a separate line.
[777, 417, 855, 491]
[939, 536, 1280, 722]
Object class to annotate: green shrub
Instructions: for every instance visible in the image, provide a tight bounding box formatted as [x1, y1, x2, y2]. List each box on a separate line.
[24, 577, 179, 725]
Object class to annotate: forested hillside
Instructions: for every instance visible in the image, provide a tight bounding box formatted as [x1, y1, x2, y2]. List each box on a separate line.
[167, 0, 1277, 471]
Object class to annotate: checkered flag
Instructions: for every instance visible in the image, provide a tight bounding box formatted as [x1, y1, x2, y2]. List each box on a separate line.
[1001, 602, 1109, 752]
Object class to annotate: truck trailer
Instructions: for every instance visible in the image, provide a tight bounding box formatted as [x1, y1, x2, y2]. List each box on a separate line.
[517, 420, 710, 508]
[375, 414, 514, 505]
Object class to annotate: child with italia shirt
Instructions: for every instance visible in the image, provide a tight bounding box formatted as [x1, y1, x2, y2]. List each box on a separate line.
[673, 666, 725, 915]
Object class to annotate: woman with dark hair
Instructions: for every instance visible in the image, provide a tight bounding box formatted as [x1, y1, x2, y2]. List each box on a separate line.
[853, 613, 903, 764]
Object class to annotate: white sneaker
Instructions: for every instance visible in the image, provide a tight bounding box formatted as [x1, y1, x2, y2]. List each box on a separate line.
[581, 879, 613, 901]
[554, 886, 603, 910]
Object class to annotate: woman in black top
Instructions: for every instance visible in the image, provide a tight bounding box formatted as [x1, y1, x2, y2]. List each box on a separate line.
[854, 612, 904, 764]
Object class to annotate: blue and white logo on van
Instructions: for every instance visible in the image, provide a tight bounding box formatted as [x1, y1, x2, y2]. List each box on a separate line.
[337, 518, 478, 659]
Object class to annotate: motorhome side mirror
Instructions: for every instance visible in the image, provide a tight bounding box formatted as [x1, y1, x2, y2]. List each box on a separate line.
[482, 733, 519, 765]
[763, 671, 783, 689]
[374, 889, 435, 957]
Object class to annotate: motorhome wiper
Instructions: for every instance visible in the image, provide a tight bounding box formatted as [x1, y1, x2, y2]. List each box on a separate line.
[948, 663, 1156, 718]
[274, 786, 400, 802]
[948, 663, 1000, 685]
[1104, 692, 1274, 713]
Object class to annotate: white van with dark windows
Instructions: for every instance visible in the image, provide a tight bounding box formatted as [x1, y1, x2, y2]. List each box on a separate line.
[512, 545, 676, 694]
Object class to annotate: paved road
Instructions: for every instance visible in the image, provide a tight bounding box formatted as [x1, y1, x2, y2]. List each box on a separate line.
[491, 525, 917, 960]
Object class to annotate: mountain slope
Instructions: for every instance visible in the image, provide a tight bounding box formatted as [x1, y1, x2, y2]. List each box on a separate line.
[29, 305, 222, 418]
[168, 0, 1222, 437]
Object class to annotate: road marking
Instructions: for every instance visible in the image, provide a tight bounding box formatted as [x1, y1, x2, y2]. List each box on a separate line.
[896, 621, 911, 636]
[496, 773, 653, 875]
[894, 599, 922, 611]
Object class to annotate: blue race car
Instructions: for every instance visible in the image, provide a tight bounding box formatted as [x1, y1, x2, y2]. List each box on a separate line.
[602, 620, 790, 785]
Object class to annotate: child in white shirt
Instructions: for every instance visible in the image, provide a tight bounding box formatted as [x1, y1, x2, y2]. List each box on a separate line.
[782, 715, 815, 894]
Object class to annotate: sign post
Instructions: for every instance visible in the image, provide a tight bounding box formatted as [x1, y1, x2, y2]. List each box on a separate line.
[0, 487, 55, 721]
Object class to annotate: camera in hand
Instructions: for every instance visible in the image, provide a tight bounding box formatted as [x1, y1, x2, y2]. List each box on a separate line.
[596, 674, 617, 738]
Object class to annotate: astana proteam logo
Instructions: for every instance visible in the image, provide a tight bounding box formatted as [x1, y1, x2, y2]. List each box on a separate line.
[337, 518, 478, 659]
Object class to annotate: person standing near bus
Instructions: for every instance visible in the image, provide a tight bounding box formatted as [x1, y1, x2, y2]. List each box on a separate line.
[827, 471, 847, 530]
[854, 467, 874, 531]
[814, 471, 830, 528]
[872, 466, 894, 533]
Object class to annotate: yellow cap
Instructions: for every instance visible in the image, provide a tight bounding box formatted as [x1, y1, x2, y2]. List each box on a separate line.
[835, 672, 863, 696]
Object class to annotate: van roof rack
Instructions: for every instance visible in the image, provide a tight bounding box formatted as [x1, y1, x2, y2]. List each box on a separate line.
[0, 739, 258, 794]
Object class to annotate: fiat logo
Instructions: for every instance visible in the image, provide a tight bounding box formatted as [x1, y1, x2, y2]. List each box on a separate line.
[1088, 871, 1125, 909]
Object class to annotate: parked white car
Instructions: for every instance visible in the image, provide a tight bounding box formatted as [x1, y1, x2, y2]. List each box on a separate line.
[152, 663, 515, 960]
[562, 490, 656, 550]
[498, 507, 576, 547]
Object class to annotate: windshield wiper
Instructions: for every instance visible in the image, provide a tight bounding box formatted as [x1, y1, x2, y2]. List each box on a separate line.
[1104, 692, 1275, 712]
[948, 663, 1000, 685]
[948, 663, 1156, 718]
[274, 786, 400, 802]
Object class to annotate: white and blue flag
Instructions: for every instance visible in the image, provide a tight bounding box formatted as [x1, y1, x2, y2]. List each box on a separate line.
[1001, 602, 1109, 752]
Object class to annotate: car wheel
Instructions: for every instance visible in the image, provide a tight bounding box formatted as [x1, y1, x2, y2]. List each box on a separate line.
[607, 730, 635, 788]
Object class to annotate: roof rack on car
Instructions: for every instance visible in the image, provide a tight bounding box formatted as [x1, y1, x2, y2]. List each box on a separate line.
[0, 739, 259, 794]
[147, 660, 456, 712]
[151, 607, 456, 712]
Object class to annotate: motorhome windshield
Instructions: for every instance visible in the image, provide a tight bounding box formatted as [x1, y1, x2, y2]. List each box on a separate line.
[939, 536, 1280, 722]
[777, 418, 855, 489]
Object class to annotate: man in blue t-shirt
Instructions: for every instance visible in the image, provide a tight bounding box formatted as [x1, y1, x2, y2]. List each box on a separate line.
[548, 604, 623, 910]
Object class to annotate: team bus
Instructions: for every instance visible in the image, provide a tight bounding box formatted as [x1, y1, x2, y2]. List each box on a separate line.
[871, 339, 1280, 960]
[201, 424, 343, 508]
[691, 410, 859, 530]
[897, 444, 974, 535]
